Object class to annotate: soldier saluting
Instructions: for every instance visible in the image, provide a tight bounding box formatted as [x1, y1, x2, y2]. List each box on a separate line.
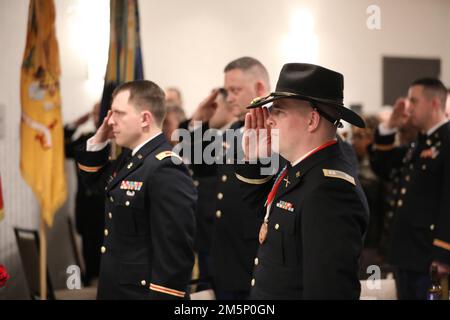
[370, 78, 450, 299]
[236, 63, 369, 299]
[76, 80, 197, 299]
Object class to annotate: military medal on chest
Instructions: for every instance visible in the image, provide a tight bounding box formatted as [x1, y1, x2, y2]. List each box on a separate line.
[260, 166, 288, 245]
[259, 220, 268, 244]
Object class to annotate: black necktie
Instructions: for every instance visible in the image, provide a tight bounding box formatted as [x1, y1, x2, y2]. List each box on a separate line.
[416, 133, 429, 154]
[417, 133, 428, 148]
[117, 150, 133, 172]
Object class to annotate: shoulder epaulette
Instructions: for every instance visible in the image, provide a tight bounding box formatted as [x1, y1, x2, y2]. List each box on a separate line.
[156, 151, 182, 162]
[323, 169, 356, 186]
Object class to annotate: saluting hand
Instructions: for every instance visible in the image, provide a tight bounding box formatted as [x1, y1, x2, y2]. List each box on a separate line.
[243, 107, 272, 161]
[431, 261, 450, 278]
[191, 89, 219, 123]
[387, 98, 409, 130]
[91, 110, 114, 144]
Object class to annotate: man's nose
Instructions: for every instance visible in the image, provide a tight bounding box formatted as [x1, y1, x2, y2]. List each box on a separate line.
[405, 101, 413, 113]
[107, 114, 115, 126]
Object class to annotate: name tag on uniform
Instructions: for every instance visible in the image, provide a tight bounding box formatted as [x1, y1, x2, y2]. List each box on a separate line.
[120, 180, 143, 191]
[276, 200, 294, 212]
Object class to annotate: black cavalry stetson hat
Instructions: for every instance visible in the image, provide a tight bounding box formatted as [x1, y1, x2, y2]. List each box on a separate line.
[248, 63, 365, 128]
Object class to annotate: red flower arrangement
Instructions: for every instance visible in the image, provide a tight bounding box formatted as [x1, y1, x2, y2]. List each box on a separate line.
[0, 265, 10, 287]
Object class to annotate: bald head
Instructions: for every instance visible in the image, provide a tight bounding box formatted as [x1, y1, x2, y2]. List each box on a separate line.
[165, 87, 183, 108]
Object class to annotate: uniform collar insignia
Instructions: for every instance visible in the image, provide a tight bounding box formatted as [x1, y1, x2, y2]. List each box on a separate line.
[106, 135, 167, 191]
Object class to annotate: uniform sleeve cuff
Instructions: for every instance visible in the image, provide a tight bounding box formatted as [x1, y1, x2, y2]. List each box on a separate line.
[75, 142, 110, 172]
[235, 162, 274, 185]
[374, 126, 396, 146]
[432, 238, 450, 265]
[378, 123, 398, 136]
[86, 137, 110, 152]
[149, 283, 186, 298]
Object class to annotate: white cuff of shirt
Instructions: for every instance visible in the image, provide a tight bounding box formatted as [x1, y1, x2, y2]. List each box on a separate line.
[86, 137, 109, 152]
[378, 123, 398, 136]
[66, 123, 77, 131]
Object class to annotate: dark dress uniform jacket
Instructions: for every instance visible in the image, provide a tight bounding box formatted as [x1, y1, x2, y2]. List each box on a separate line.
[235, 142, 369, 299]
[189, 121, 262, 292]
[192, 173, 216, 254]
[76, 134, 197, 299]
[64, 127, 104, 283]
[369, 122, 450, 272]
[64, 127, 104, 236]
[179, 121, 216, 257]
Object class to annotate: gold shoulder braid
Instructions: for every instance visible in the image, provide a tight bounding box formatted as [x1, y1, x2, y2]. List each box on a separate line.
[156, 151, 182, 162]
[323, 169, 356, 186]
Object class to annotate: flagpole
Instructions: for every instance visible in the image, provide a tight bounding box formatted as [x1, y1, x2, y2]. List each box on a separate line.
[40, 214, 47, 300]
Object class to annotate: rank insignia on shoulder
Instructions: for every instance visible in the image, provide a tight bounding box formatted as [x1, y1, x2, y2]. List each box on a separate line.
[323, 169, 356, 186]
[156, 151, 182, 163]
[276, 200, 294, 212]
[120, 180, 143, 191]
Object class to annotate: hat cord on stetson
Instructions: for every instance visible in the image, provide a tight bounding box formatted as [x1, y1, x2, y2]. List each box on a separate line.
[310, 101, 343, 129]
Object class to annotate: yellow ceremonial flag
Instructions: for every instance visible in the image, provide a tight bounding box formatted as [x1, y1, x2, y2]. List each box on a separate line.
[0, 175, 4, 221]
[20, 0, 67, 227]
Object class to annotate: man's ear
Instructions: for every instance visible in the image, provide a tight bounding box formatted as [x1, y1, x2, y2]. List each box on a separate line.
[432, 96, 443, 112]
[255, 81, 267, 97]
[141, 110, 153, 129]
[308, 110, 321, 132]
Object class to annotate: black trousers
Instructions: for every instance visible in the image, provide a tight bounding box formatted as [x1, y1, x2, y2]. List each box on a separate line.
[394, 268, 430, 300]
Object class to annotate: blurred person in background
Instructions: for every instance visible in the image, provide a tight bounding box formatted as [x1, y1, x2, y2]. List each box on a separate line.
[64, 102, 104, 285]
[369, 79, 450, 299]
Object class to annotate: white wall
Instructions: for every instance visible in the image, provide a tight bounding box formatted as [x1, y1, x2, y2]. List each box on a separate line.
[140, 0, 450, 114]
[0, 0, 449, 298]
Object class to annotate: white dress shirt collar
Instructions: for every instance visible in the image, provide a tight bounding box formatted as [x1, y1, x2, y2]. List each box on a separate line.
[132, 132, 162, 156]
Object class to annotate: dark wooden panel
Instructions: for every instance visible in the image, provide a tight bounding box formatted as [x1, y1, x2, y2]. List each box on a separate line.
[383, 57, 441, 105]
